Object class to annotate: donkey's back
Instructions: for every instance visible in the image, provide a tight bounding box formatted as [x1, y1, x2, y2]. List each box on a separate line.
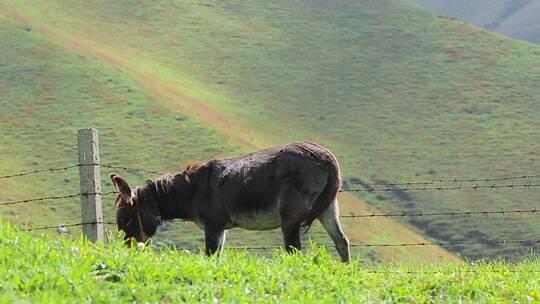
[212, 141, 339, 226]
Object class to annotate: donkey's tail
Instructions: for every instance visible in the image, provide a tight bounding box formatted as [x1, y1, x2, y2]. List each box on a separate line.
[288, 149, 341, 234]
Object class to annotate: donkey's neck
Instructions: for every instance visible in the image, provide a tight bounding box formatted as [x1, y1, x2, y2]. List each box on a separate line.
[152, 172, 197, 221]
[150, 178, 173, 216]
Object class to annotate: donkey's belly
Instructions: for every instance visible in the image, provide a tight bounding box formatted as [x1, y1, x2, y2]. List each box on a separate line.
[229, 208, 281, 230]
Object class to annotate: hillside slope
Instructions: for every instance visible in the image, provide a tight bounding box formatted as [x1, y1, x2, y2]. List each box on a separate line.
[1, 0, 540, 260]
[414, 0, 540, 43]
[0, 2, 456, 262]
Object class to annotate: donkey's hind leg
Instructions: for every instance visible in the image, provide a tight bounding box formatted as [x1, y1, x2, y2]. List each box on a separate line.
[318, 200, 350, 263]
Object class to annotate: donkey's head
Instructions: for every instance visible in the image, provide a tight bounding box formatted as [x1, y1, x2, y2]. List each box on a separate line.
[110, 173, 161, 244]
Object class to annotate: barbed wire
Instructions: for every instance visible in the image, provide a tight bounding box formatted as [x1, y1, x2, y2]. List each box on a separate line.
[17, 207, 540, 231]
[229, 239, 540, 250]
[341, 208, 540, 218]
[3, 186, 540, 222]
[349, 174, 540, 187]
[3, 162, 540, 193]
[99, 165, 540, 186]
[433, 174, 540, 184]
[4, 162, 540, 186]
[164, 209, 540, 220]
[348, 174, 540, 186]
[0, 191, 117, 206]
[23, 219, 201, 230]
[0, 165, 81, 179]
[363, 269, 540, 274]
[100, 164, 165, 175]
[3, 163, 540, 249]
[21, 220, 540, 249]
[0, 163, 164, 181]
[353, 149, 537, 159]
[16, 222, 540, 272]
[24, 205, 540, 228]
[342, 183, 540, 192]
[24, 220, 117, 231]
[352, 239, 540, 248]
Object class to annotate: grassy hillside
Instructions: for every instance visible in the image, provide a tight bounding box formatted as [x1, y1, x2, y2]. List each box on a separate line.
[0, 1, 456, 263]
[1, 223, 538, 303]
[1, 0, 540, 260]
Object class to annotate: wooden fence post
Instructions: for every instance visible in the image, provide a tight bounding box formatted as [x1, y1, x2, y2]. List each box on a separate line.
[77, 128, 104, 243]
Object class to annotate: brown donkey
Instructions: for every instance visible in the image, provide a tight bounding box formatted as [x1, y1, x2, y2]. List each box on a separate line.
[111, 141, 350, 262]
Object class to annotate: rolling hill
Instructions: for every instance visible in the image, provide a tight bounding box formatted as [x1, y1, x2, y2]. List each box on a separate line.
[1, 0, 540, 261]
[0, 0, 457, 263]
[414, 0, 540, 44]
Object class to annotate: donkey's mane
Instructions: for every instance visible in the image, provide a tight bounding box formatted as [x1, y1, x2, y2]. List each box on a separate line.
[147, 174, 174, 194]
[185, 162, 202, 172]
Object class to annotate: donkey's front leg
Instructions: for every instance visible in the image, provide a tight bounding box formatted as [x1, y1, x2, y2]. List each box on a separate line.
[204, 226, 227, 256]
[281, 223, 301, 253]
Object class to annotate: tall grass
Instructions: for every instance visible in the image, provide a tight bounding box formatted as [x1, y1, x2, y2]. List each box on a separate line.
[0, 223, 538, 303]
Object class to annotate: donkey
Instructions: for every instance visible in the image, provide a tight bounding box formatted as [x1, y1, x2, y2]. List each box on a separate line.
[110, 141, 350, 262]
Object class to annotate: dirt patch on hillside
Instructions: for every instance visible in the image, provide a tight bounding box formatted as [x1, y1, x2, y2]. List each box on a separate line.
[448, 22, 476, 34]
[58, 35, 258, 148]
[2, 3, 260, 149]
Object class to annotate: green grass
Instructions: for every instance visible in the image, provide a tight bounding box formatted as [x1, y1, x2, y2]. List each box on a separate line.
[1, 223, 538, 303]
[1, 0, 540, 260]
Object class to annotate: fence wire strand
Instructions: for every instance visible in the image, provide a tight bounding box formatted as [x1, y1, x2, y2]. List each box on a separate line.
[349, 174, 540, 187]
[0, 165, 80, 179]
[341, 208, 540, 218]
[4, 162, 540, 254]
[100, 164, 165, 175]
[0, 163, 164, 181]
[22, 220, 540, 249]
[342, 183, 540, 192]
[24, 221, 117, 231]
[363, 269, 540, 274]
[226, 239, 540, 250]
[0, 191, 117, 206]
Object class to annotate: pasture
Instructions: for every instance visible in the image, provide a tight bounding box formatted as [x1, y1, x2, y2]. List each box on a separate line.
[1, 1, 540, 301]
[1, 0, 540, 260]
[1, 223, 538, 303]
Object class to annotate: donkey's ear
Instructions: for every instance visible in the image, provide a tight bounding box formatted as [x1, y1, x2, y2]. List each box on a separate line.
[110, 173, 134, 205]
